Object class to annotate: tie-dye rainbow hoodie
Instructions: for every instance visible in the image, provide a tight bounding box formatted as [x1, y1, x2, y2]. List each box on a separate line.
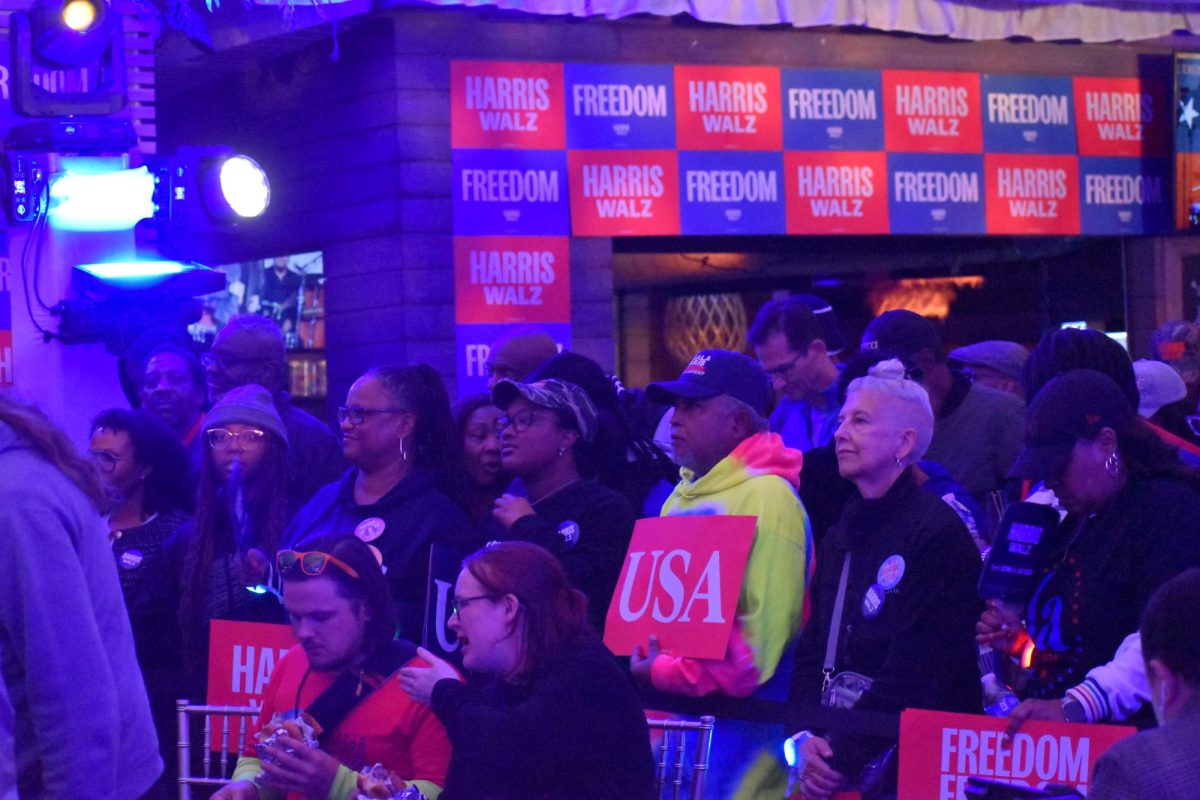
[651, 431, 813, 697]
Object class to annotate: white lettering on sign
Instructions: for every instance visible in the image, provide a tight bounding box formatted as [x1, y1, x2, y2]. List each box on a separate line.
[0, 65, 8, 101]
[572, 83, 668, 117]
[688, 81, 769, 114]
[464, 76, 551, 111]
[685, 170, 778, 203]
[465, 344, 490, 378]
[893, 171, 980, 203]
[230, 646, 290, 695]
[895, 85, 970, 118]
[0, 346, 11, 386]
[1085, 174, 1163, 206]
[787, 88, 877, 120]
[581, 164, 665, 198]
[617, 549, 725, 625]
[0, 258, 10, 293]
[987, 93, 1070, 125]
[470, 249, 555, 307]
[938, 728, 1089, 792]
[794, 165, 875, 198]
[433, 579, 459, 653]
[460, 170, 560, 203]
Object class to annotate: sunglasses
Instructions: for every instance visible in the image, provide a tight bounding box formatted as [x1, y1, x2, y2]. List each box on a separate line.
[276, 550, 360, 580]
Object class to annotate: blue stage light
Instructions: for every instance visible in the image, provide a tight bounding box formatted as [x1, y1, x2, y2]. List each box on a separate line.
[47, 165, 156, 231]
[73, 260, 226, 294]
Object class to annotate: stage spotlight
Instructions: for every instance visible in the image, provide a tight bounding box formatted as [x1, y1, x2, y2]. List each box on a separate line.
[205, 154, 271, 220]
[10, 0, 125, 116]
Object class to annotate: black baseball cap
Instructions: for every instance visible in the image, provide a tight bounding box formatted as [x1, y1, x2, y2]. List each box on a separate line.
[1008, 369, 1135, 480]
[646, 350, 773, 417]
[861, 310, 942, 361]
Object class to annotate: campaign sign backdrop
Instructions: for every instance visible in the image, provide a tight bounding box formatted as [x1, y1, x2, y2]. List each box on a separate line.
[0, 255, 11, 388]
[564, 63, 675, 150]
[453, 236, 570, 324]
[883, 70, 983, 154]
[453, 149, 570, 236]
[984, 153, 1080, 235]
[568, 150, 681, 236]
[784, 151, 889, 234]
[1079, 157, 1172, 235]
[1175, 54, 1200, 230]
[674, 65, 783, 151]
[455, 322, 571, 397]
[206, 621, 295, 746]
[887, 153, 986, 234]
[678, 151, 786, 235]
[450, 61, 565, 150]
[897, 709, 1135, 800]
[603, 515, 756, 659]
[781, 68, 885, 152]
[981, 74, 1076, 154]
[423, 543, 465, 667]
[1074, 76, 1169, 158]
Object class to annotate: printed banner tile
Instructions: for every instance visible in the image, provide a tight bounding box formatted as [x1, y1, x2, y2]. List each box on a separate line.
[981, 74, 1076, 154]
[564, 63, 676, 149]
[454, 236, 571, 325]
[984, 153, 1080, 235]
[887, 153, 986, 234]
[674, 65, 783, 151]
[784, 151, 889, 234]
[1079, 157, 1171, 235]
[782, 68, 885, 152]
[1074, 76, 1169, 158]
[453, 149, 570, 236]
[568, 150, 681, 236]
[678, 151, 786, 235]
[883, 70, 983, 153]
[451, 60, 566, 149]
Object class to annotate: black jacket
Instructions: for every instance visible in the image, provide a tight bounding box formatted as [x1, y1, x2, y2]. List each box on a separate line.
[789, 470, 983, 779]
[285, 467, 475, 641]
[1025, 476, 1200, 699]
[431, 637, 655, 800]
[501, 479, 636, 634]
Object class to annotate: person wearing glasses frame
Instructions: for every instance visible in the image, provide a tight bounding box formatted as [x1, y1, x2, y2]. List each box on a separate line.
[285, 365, 474, 644]
[217, 537, 452, 800]
[162, 384, 292, 698]
[488, 378, 636, 636]
[398, 542, 654, 800]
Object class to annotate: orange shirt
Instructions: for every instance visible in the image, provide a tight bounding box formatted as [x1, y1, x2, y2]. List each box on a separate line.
[244, 644, 451, 792]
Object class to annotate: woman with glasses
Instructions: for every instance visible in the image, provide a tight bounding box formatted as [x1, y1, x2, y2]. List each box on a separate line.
[449, 393, 508, 534]
[488, 378, 637, 634]
[88, 408, 193, 791]
[285, 365, 473, 645]
[398, 541, 654, 800]
[163, 383, 291, 697]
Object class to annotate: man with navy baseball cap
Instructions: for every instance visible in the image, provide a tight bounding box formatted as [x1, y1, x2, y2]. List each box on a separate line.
[633, 348, 811, 797]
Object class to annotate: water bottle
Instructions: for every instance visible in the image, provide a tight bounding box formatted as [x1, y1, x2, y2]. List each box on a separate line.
[979, 645, 1019, 717]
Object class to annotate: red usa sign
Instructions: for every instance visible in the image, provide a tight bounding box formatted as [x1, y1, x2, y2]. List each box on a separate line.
[604, 515, 756, 659]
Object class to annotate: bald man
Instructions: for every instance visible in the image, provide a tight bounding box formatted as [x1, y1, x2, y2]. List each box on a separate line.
[485, 329, 559, 390]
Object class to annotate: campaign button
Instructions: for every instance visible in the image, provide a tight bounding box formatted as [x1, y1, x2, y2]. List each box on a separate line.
[557, 520, 581, 548]
[355, 517, 386, 543]
[862, 583, 886, 619]
[877, 555, 906, 590]
[118, 549, 144, 570]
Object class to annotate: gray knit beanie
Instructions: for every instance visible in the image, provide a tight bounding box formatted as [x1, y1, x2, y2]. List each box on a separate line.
[203, 383, 288, 447]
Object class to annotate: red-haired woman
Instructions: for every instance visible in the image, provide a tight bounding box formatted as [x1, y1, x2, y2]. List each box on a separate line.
[399, 542, 655, 800]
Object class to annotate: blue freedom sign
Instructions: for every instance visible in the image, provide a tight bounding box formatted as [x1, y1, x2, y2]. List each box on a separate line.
[981, 74, 1076, 154]
[678, 151, 785, 235]
[887, 153, 985, 234]
[1079, 157, 1171, 234]
[453, 149, 571, 236]
[781, 69, 884, 152]
[564, 63, 676, 150]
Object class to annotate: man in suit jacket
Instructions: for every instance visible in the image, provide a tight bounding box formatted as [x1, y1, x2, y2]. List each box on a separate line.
[1090, 568, 1200, 800]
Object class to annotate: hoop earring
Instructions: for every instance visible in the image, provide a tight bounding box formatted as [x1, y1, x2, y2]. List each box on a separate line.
[1105, 452, 1120, 478]
[399, 437, 408, 462]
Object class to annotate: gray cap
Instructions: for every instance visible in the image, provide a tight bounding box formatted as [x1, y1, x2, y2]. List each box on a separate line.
[204, 383, 288, 446]
[1133, 359, 1188, 419]
[949, 340, 1029, 382]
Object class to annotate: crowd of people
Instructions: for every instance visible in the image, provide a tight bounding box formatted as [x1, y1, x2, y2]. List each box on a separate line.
[5, 300, 1200, 800]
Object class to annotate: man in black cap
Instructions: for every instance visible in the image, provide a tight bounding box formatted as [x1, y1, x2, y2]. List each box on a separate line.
[862, 309, 1023, 506]
[629, 349, 811, 797]
[748, 295, 844, 452]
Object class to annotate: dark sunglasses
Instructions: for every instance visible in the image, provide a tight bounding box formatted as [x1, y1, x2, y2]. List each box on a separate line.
[276, 550, 360, 580]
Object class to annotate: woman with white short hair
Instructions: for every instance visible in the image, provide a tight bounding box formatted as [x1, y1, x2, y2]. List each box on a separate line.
[787, 359, 984, 800]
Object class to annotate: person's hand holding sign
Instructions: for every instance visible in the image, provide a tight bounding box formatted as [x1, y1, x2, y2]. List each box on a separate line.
[255, 735, 341, 800]
[629, 634, 662, 686]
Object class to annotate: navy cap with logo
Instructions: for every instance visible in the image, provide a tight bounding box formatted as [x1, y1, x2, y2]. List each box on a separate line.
[862, 309, 942, 362]
[645, 349, 773, 417]
[492, 378, 598, 443]
[1008, 369, 1135, 480]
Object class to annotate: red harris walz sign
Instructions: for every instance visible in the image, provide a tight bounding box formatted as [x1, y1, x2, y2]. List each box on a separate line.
[604, 515, 756, 659]
[883, 70, 983, 153]
[1073, 76, 1168, 158]
[451, 61, 566, 149]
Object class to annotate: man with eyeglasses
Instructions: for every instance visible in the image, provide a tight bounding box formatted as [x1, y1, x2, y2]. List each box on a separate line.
[203, 315, 345, 510]
[217, 538, 451, 800]
[748, 296, 844, 453]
